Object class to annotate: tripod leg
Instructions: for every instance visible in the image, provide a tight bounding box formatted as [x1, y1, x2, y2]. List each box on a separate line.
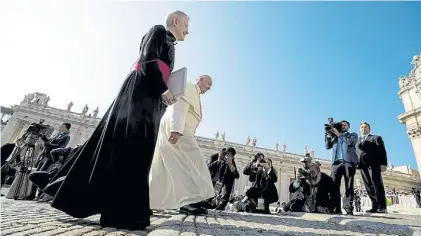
[13, 146, 35, 200]
[25, 147, 37, 199]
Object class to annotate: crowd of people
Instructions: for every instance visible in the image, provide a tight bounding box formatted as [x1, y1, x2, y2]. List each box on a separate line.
[1, 10, 421, 232]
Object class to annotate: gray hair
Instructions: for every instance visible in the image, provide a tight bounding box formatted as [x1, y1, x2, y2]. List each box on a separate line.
[165, 11, 190, 28]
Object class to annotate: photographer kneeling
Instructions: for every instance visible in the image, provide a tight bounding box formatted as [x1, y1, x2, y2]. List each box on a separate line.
[29, 145, 82, 201]
[36, 123, 71, 172]
[233, 153, 278, 214]
[207, 147, 240, 210]
[289, 161, 336, 213]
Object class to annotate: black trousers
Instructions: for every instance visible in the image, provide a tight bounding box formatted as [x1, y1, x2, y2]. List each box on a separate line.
[360, 165, 386, 210]
[215, 184, 233, 210]
[355, 201, 362, 212]
[331, 161, 356, 212]
[284, 198, 305, 212]
[28, 171, 51, 190]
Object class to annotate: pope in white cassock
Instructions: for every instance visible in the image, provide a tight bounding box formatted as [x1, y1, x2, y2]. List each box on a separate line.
[149, 75, 215, 215]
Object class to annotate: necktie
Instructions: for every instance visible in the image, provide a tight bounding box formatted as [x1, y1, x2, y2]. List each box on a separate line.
[361, 136, 366, 143]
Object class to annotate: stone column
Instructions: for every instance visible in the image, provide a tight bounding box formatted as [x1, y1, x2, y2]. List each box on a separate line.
[279, 171, 289, 203]
[1, 117, 22, 145]
[237, 163, 245, 194]
[410, 136, 421, 175]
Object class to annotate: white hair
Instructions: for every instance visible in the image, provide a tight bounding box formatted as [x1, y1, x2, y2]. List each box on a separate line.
[165, 11, 190, 28]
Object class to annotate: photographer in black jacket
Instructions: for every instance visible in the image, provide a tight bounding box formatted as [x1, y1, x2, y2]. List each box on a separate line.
[30, 145, 82, 201]
[207, 147, 239, 210]
[37, 123, 71, 171]
[235, 153, 278, 214]
[289, 161, 336, 213]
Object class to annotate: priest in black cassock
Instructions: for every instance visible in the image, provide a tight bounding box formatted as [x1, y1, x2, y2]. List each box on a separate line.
[47, 11, 190, 231]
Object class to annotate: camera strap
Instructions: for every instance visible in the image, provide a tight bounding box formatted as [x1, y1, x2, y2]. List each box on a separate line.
[214, 181, 223, 195]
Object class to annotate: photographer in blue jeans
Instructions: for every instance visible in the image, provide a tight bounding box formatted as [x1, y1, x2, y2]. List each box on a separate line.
[325, 120, 359, 215]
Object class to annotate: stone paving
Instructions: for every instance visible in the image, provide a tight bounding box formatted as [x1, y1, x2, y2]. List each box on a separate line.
[1, 197, 421, 236]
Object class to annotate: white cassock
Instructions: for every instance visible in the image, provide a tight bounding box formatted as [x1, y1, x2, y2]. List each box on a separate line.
[149, 82, 215, 210]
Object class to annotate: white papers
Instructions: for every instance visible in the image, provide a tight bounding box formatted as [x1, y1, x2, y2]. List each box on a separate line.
[167, 67, 187, 99]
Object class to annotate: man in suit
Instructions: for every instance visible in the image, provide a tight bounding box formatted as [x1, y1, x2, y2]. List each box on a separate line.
[356, 122, 388, 213]
[325, 120, 359, 215]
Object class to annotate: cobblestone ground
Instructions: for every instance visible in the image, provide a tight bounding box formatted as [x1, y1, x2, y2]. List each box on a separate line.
[1, 197, 421, 236]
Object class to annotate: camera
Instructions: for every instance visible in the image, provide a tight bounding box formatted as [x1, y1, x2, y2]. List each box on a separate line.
[297, 168, 310, 179]
[251, 153, 267, 170]
[219, 147, 236, 161]
[297, 156, 312, 180]
[232, 197, 256, 213]
[255, 153, 266, 163]
[324, 117, 343, 138]
[21, 119, 51, 146]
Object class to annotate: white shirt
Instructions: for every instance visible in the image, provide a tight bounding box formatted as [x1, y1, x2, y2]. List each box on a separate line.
[361, 134, 369, 142]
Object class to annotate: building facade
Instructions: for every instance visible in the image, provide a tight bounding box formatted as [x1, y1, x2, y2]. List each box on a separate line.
[398, 53, 421, 174]
[2, 92, 421, 204]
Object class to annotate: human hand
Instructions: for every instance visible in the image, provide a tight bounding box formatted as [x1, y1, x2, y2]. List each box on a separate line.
[332, 128, 340, 136]
[218, 152, 224, 160]
[380, 165, 387, 172]
[168, 132, 182, 144]
[253, 161, 260, 168]
[225, 155, 234, 164]
[161, 90, 176, 105]
[260, 162, 270, 170]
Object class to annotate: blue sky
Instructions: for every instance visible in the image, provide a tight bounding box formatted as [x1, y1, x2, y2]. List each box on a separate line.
[183, 1, 421, 168]
[0, 1, 420, 169]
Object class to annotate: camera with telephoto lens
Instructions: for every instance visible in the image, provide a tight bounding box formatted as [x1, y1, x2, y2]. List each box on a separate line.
[324, 117, 343, 138]
[22, 119, 51, 146]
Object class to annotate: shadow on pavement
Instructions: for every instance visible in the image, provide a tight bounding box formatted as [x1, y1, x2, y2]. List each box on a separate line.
[52, 210, 416, 236]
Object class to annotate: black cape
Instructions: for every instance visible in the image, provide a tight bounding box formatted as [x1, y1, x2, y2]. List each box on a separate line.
[49, 25, 176, 228]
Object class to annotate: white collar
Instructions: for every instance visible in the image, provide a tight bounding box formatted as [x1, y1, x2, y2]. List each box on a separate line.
[195, 84, 201, 94]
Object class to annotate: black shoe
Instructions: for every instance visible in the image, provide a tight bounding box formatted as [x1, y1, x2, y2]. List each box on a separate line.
[179, 205, 208, 216]
[37, 194, 53, 203]
[365, 208, 377, 213]
[377, 208, 387, 213]
[179, 205, 198, 215]
[198, 207, 208, 215]
[346, 211, 353, 215]
[332, 207, 342, 214]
